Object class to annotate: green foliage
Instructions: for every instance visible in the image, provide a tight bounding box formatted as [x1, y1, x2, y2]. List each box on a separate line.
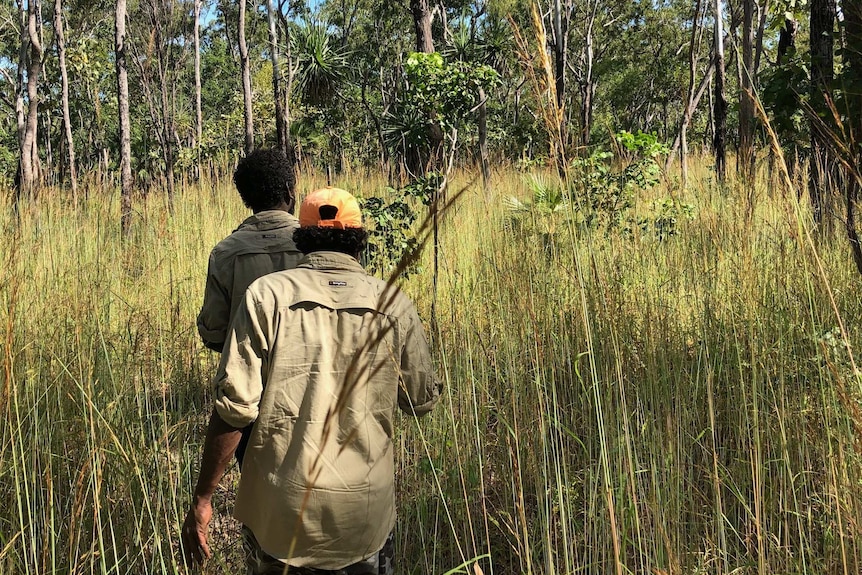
[402, 52, 499, 132]
[506, 131, 681, 245]
[360, 172, 439, 277]
[383, 52, 499, 163]
[291, 21, 349, 106]
[641, 197, 696, 241]
[504, 174, 570, 255]
[570, 131, 670, 234]
[760, 47, 810, 152]
[590, 0, 690, 140]
[0, 146, 15, 190]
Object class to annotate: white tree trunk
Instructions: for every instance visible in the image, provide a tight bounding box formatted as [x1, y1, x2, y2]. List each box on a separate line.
[239, 0, 254, 154]
[267, 0, 287, 153]
[19, 0, 43, 201]
[55, 0, 77, 197]
[115, 0, 132, 235]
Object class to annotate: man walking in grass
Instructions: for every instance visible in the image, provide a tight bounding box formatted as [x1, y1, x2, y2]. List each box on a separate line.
[197, 148, 302, 353]
[182, 187, 441, 574]
[197, 148, 303, 466]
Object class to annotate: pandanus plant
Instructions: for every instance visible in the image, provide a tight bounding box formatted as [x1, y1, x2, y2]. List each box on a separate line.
[290, 22, 349, 107]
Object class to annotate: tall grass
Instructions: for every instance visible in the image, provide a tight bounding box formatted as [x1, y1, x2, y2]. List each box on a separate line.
[1, 159, 860, 574]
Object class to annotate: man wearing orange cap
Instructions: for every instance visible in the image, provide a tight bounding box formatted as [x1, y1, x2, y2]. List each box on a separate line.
[182, 187, 441, 574]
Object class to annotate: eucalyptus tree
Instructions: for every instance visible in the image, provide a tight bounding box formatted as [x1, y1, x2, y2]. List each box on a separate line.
[319, 0, 414, 172]
[18, 0, 44, 202]
[844, 0, 862, 274]
[266, 0, 287, 153]
[667, 0, 713, 186]
[408, 0, 444, 170]
[239, 0, 254, 153]
[713, 0, 727, 182]
[193, 0, 203, 173]
[54, 0, 77, 195]
[739, 0, 756, 183]
[809, 0, 836, 224]
[115, 0, 131, 235]
[0, 4, 19, 187]
[409, 0, 434, 53]
[130, 0, 194, 203]
[551, 0, 571, 134]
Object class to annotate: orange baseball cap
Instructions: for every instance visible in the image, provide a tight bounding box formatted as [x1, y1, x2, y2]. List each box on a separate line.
[298, 187, 363, 229]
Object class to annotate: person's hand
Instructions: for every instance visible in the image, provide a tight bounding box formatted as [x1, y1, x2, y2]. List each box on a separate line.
[181, 498, 213, 567]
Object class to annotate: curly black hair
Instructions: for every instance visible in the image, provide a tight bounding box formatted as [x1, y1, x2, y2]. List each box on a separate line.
[293, 226, 369, 257]
[233, 148, 296, 213]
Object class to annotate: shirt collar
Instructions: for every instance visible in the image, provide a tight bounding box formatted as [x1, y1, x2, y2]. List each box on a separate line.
[298, 251, 365, 273]
[237, 210, 298, 231]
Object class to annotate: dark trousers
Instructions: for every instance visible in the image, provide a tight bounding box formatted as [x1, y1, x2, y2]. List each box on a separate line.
[242, 526, 395, 575]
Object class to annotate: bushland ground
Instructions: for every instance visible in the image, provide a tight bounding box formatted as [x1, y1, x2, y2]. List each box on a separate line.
[1, 158, 860, 575]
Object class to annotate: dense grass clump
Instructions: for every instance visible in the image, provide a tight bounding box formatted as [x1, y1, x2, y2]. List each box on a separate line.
[0, 162, 860, 574]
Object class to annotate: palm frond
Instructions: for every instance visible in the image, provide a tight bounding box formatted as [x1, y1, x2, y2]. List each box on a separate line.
[291, 22, 349, 105]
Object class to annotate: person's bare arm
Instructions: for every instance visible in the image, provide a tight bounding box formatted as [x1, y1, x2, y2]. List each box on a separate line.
[181, 410, 243, 566]
[397, 303, 441, 417]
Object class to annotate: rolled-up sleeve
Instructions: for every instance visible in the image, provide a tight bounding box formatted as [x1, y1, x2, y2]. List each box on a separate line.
[213, 290, 269, 428]
[197, 253, 231, 352]
[397, 305, 441, 416]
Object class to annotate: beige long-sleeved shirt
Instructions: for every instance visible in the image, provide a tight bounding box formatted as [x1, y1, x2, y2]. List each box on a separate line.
[197, 210, 302, 351]
[213, 251, 441, 569]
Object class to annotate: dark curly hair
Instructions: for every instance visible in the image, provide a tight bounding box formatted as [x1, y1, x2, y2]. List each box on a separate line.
[233, 148, 296, 213]
[293, 226, 369, 257]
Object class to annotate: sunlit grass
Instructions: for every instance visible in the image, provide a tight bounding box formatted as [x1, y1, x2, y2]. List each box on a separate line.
[1, 158, 860, 574]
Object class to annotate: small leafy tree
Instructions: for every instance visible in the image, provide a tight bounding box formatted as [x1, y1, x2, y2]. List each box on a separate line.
[506, 131, 691, 244]
[360, 173, 439, 277]
[384, 51, 499, 173]
[571, 130, 670, 233]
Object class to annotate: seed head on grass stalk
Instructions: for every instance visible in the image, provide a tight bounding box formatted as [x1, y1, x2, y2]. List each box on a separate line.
[509, 3, 567, 179]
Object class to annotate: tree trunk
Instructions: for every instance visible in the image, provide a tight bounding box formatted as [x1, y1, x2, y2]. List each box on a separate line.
[152, 0, 176, 205]
[409, 0, 434, 53]
[753, 0, 768, 76]
[668, 0, 706, 187]
[15, 1, 27, 201]
[552, 0, 568, 113]
[267, 0, 287, 153]
[669, 62, 714, 172]
[408, 0, 442, 173]
[843, 0, 862, 274]
[777, 16, 798, 65]
[739, 0, 755, 183]
[809, 0, 835, 225]
[360, 79, 388, 173]
[18, 0, 43, 203]
[477, 86, 490, 188]
[115, 0, 132, 237]
[239, 0, 254, 154]
[578, 2, 596, 149]
[55, 0, 77, 198]
[713, 0, 727, 183]
[194, 0, 203, 178]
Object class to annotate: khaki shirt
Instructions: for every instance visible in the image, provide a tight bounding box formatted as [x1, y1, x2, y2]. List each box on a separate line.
[213, 251, 440, 569]
[197, 210, 302, 351]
